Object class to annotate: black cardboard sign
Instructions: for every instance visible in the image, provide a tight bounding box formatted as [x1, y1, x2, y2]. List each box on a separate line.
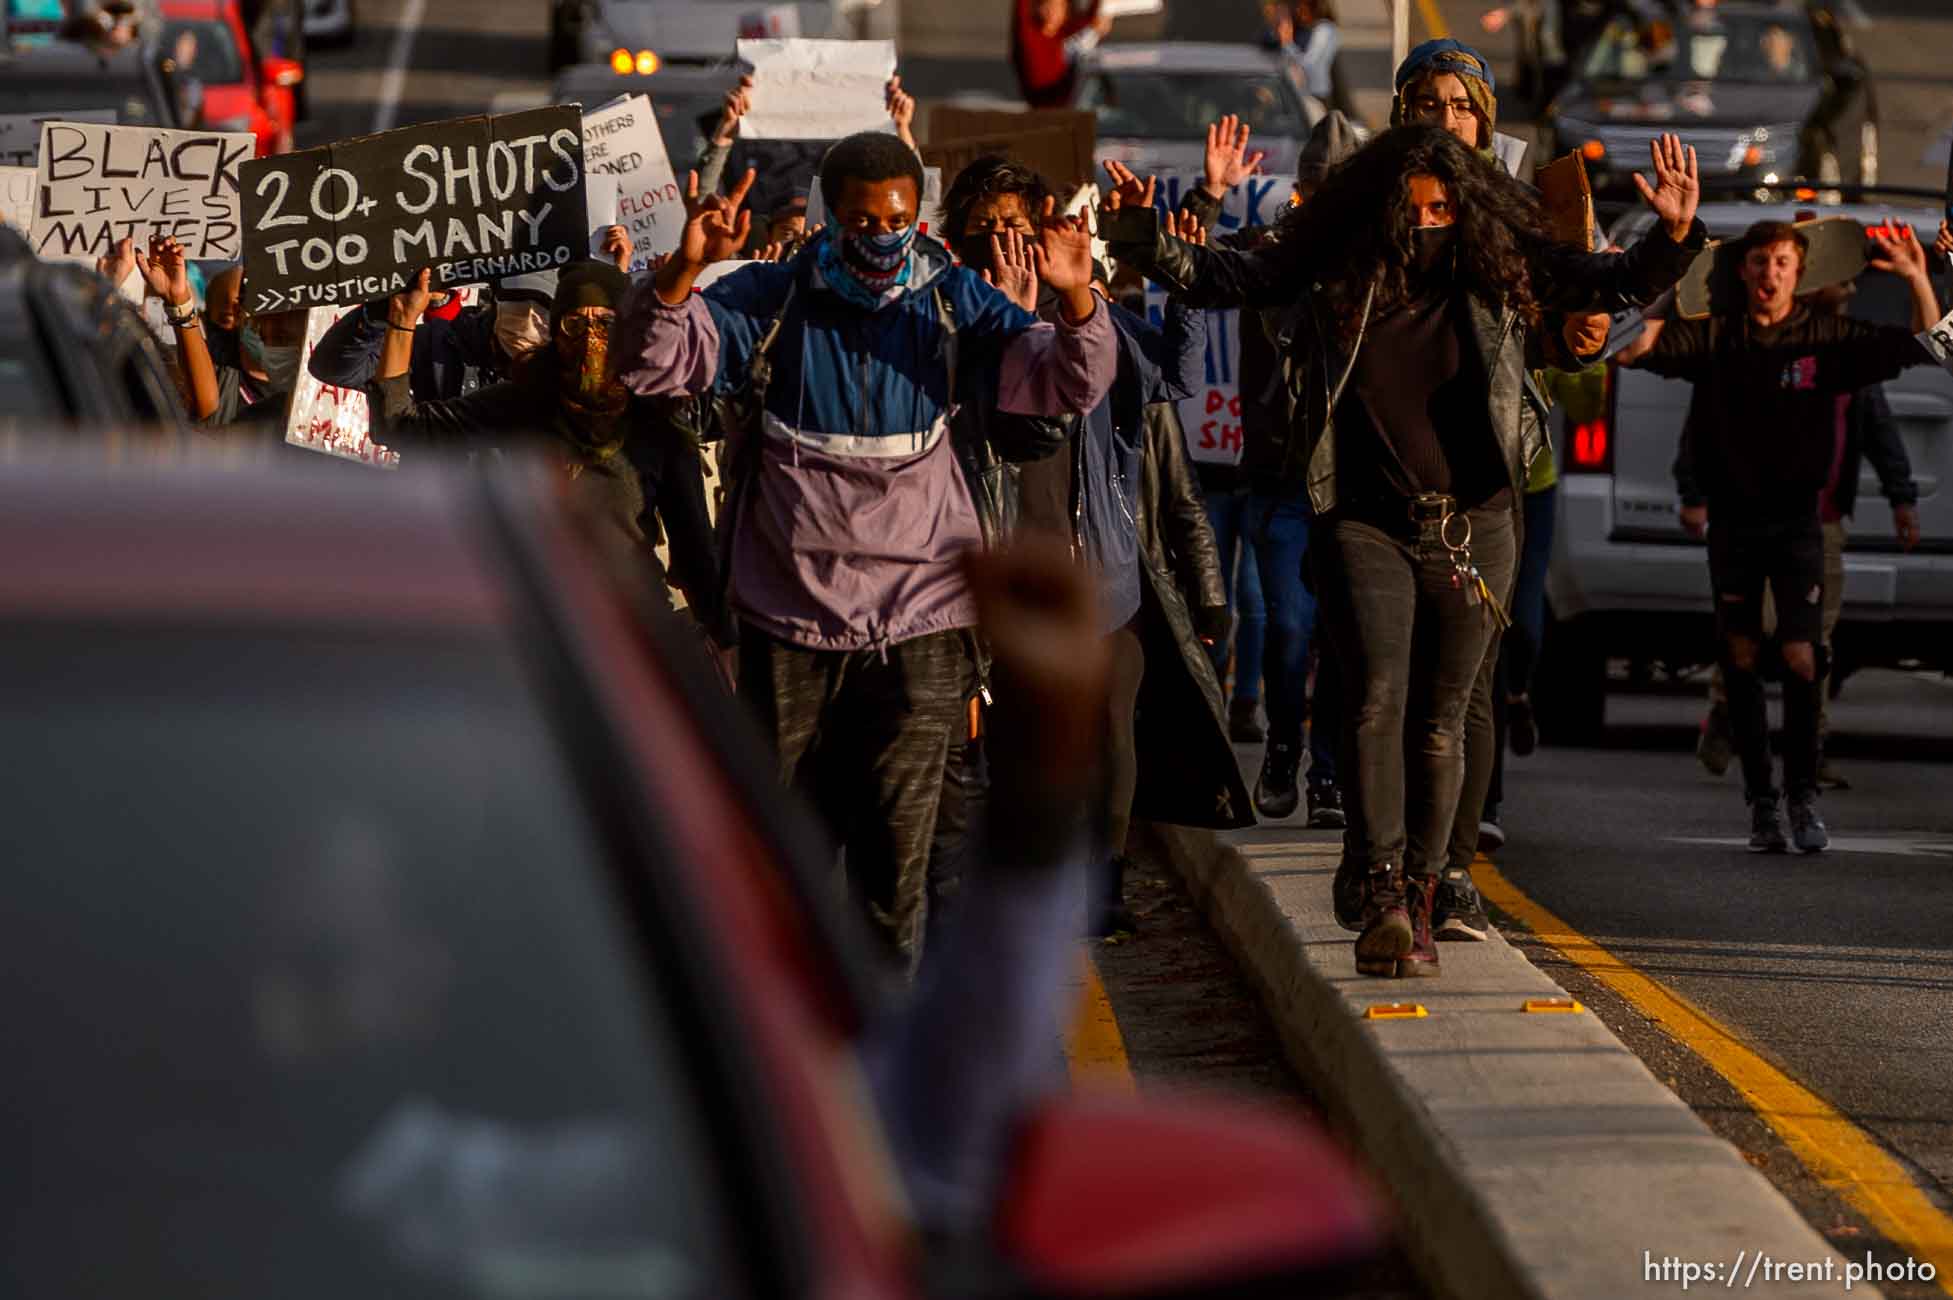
[239, 107, 588, 314]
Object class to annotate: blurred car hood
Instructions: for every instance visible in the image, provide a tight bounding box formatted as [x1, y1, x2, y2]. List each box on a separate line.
[1556, 79, 1820, 129]
[595, 1, 838, 60]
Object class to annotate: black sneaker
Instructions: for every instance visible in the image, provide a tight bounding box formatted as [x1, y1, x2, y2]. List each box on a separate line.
[1787, 793, 1829, 853]
[1434, 866, 1490, 941]
[1255, 741, 1301, 819]
[1229, 697, 1265, 744]
[1306, 782, 1347, 829]
[1332, 852, 1368, 931]
[1508, 694, 1538, 757]
[1748, 793, 1789, 854]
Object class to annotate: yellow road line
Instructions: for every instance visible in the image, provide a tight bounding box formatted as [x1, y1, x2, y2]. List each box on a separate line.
[1415, 0, 1449, 41]
[1065, 949, 1136, 1091]
[1473, 855, 1953, 1296]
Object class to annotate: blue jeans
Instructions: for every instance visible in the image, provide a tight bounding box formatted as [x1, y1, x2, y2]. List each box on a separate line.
[1204, 489, 1266, 706]
[1503, 484, 1558, 696]
[1244, 488, 1315, 750]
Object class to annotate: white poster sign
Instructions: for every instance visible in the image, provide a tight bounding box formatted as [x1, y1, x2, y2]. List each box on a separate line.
[32, 121, 252, 264]
[0, 109, 116, 166]
[585, 170, 619, 255]
[734, 38, 896, 141]
[1, 164, 35, 234]
[580, 94, 682, 270]
[1139, 173, 1293, 467]
[1919, 305, 1953, 377]
[286, 305, 395, 466]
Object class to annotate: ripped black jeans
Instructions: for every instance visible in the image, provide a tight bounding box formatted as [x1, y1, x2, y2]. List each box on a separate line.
[1315, 506, 1516, 877]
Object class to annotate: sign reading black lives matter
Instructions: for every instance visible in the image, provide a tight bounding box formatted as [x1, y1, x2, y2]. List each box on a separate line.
[240, 107, 588, 315]
[32, 121, 254, 264]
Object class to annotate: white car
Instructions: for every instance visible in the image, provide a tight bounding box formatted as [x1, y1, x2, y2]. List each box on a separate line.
[1074, 42, 1322, 182]
[300, 0, 350, 44]
[1535, 193, 1953, 742]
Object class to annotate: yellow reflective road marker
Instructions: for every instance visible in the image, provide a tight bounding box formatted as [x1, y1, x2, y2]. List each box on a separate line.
[1064, 949, 1135, 1091]
[1522, 997, 1584, 1014]
[1474, 855, 1953, 1296]
[1365, 1002, 1428, 1020]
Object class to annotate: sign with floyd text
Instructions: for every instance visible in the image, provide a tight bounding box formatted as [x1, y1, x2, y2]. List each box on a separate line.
[31, 121, 253, 264]
[1140, 174, 1294, 468]
[580, 95, 681, 271]
[240, 107, 588, 315]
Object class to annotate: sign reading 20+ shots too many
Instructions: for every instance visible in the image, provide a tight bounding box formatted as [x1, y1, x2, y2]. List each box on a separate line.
[240, 107, 589, 315]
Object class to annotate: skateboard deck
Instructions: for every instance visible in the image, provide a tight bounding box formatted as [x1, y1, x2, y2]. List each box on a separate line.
[1674, 216, 1867, 320]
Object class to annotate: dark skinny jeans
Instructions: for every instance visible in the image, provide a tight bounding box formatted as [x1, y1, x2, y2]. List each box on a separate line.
[1317, 507, 1516, 877]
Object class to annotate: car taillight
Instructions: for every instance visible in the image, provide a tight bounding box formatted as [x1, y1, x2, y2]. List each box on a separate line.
[1563, 368, 1615, 475]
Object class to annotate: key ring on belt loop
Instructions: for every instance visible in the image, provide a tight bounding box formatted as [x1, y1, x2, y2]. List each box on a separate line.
[1440, 510, 1472, 554]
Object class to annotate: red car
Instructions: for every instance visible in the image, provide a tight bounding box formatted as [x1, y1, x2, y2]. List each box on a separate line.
[159, 0, 302, 155]
[0, 450, 1385, 1300]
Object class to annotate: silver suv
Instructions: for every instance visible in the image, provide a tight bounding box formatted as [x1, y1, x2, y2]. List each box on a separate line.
[1537, 194, 1953, 743]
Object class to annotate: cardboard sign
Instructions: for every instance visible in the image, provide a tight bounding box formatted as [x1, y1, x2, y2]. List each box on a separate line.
[239, 107, 588, 316]
[925, 107, 1096, 188]
[735, 38, 897, 140]
[0, 109, 116, 166]
[1140, 174, 1295, 467]
[30, 121, 253, 264]
[1, 165, 34, 233]
[580, 95, 682, 269]
[1536, 151, 1595, 250]
[285, 304, 397, 466]
[805, 166, 943, 239]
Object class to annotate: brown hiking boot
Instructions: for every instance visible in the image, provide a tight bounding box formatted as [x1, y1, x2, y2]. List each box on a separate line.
[1397, 874, 1442, 977]
[1354, 865, 1412, 977]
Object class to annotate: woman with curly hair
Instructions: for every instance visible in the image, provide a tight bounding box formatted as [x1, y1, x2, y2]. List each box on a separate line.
[1098, 123, 1703, 980]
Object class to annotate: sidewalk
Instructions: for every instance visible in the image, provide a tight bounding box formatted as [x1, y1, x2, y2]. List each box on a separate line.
[1134, 754, 1883, 1300]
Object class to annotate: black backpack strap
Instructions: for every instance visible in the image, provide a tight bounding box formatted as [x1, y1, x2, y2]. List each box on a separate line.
[933, 286, 958, 418]
[713, 278, 800, 628]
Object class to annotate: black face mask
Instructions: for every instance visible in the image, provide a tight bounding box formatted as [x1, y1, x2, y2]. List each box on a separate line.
[954, 236, 996, 276]
[1410, 223, 1456, 275]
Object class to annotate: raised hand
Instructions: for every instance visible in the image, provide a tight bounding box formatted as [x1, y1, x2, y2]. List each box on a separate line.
[96, 235, 138, 290]
[1100, 159, 1156, 215]
[1868, 222, 1927, 278]
[1937, 219, 1952, 261]
[680, 166, 756, 269]
[1561, 310, 1610, 359]
[752, 240, 786, 263]
[1033, 198, 1095, 296]
[713, 74, 754, 147]
[982, 228, 1040, 312]
[1201, 114, 1266, 199]
[1632, 133, 1700, 243]
[1162, 209, 1208, 246]
[134, 233, 193, 307]
[389, 267, 433, 328]
[600, 224, 633, 272]
[886, 74, 917, 149]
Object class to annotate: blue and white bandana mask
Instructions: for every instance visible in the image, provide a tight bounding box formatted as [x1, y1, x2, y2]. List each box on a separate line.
[816, 224, 918, 310]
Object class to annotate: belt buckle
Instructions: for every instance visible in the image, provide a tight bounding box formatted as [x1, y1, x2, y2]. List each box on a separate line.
[1407, 492, 1453, 525]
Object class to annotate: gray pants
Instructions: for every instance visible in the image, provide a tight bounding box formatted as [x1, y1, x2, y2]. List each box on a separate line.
[740, 625, 972, 965]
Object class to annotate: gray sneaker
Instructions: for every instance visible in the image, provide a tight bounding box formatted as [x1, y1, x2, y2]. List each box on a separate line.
[1787, 793, 1830, 854]
[1434, 867, 1490, 941]
[1748, 794, 1790, 854]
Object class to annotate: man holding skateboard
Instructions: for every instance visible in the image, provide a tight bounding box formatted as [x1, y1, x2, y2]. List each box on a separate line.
[1614, 218, 1944, 854]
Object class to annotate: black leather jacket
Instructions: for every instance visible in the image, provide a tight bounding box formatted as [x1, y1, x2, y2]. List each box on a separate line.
[1101, 204, 1704, 515]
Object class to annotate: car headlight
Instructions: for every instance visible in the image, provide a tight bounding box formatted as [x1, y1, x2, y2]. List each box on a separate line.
[1553, 119, 1605, 163]
[1729, 124, 1796, 172]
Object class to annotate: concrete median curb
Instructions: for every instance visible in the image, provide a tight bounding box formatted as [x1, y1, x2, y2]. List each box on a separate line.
[1131, 817, 1880, 1300]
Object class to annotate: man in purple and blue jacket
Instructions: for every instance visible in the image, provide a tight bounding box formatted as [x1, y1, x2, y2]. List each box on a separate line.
[616, 132, 1113, 965]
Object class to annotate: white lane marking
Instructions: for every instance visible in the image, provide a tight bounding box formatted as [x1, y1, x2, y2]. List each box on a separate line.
[1669, 834, 1953, 857]
[371, 0, 430, 135]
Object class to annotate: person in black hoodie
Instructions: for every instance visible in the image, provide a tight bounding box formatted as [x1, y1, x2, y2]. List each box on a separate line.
[1101, 124, 1702, 979]
[1617, 218, 1943, 853]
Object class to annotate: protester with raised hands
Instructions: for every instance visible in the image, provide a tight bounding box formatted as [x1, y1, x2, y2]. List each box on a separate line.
[368, 262, 646, 543]
[614, 131, 1113, 968]
[1097, 125, 1703, 982]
